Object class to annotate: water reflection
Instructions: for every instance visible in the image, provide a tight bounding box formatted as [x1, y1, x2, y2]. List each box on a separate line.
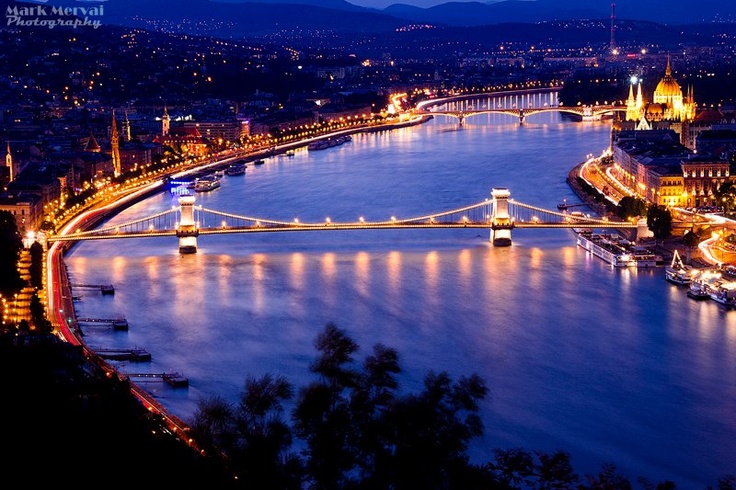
[67, 115, 736, 487]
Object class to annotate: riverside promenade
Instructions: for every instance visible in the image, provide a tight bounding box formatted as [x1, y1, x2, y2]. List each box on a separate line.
[566, 160, 716, 268]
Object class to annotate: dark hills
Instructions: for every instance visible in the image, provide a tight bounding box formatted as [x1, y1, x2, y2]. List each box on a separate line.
[21, 0, 736, 35]
[5, 0, 736, 58]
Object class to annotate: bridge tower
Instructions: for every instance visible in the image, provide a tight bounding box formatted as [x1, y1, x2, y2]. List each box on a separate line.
[518, 109, 525, 125]
[176, 195, 199, 254]
[490, 187, 513, 246]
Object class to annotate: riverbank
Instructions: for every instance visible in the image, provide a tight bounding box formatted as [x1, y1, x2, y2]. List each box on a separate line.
[566, 161, 711, 268]
[44, 113, 435, 450]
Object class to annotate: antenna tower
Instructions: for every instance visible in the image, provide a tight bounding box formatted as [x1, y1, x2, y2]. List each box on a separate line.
[609, 3, 617, 56]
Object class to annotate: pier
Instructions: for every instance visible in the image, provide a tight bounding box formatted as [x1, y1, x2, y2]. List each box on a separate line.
[557, 202, 588, 210]
[77, 317, 129, 330]
[126, 372, 189, 387]
[70, 283, 115, 295]
[95, 348, 151, 362]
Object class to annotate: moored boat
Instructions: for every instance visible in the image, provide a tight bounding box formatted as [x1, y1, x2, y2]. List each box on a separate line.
[194, 177, 221, 192]
[576, 231, 636, 268]
[665, 250, 694, 285]
[688, 268, 722, 300]
[308, 134, 352, 151]
[687, 281, 710, 300]
[708, 283, 736, 307]
[225, 161, 246, 176]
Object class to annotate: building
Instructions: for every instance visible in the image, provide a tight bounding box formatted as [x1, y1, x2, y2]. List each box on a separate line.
[625, 56, 696, 128]
[181, 120, 244, 145]
[153, 126, 210, 157]
[119, 141, 154, 173]
[612, 129, 732, 208]
[681, 155, 731, 208]
[0, 191, 43, 233]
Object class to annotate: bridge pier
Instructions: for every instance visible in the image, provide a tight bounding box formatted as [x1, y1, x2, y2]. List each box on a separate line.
[519, 109, 525, 125]
[176, 195, 199, 254]
[582, 106, 595, 121]
[490, 187, 513, 246]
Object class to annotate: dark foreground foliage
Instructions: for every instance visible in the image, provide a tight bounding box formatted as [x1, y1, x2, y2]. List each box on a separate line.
[2, 323, 734, 489]
[0, 332, 236, 487]
[190, 323, 736, 490]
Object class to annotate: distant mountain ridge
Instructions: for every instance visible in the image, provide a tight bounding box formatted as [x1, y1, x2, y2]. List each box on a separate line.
[383, 0, 734, 25]
[22, 0, 736, 29]
[5, 0, 735, 45]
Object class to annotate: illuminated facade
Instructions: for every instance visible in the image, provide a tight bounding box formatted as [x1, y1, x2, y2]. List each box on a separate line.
[625, 56, 696, 124]
[5, 141, 13, 182]
[110, 110, 121, 177]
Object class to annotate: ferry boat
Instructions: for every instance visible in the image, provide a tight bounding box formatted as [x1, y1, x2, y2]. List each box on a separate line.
[576, 231, 636, 268]
[687, 280, 710, 300]
[253, 158, 265, 165]
[631, 246, 663, 268]
[225, 161, 246, 176]
[708, 282, 736, 308]
[664, 250, 694, 285]
[194, 176, 221, 192]
[688, 268, 723, 300]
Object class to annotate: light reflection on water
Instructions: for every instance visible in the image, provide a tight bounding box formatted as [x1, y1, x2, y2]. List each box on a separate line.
[66, 113, 736, 487]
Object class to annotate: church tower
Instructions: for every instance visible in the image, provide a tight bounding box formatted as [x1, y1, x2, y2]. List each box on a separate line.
[5, 141, 13, 181]
[162, 106, 170, 136]
[626, 82, 637, 121]
[123, 111, 132, 142]
[110, 110, 121, 177]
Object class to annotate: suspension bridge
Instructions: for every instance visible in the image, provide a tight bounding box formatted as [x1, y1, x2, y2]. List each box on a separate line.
[47, 188, 639, 254]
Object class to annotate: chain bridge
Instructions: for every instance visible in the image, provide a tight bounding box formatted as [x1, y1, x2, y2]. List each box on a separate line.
[416, 89, 626, 125]
[47, 188, 638, 254]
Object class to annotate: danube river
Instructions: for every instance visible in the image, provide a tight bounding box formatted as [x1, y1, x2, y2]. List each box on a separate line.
[66, 110, 736, 487]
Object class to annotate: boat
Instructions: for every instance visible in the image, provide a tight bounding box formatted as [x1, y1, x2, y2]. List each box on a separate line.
[307, 134, 352, 151]
[631, 246, 663, 268]
[194, 177, 221, 192]
[285, 150, 295, 157]
[225, 161, 246, 176]
[253, 159, 265, 165]
[576, 230, 636, 268]
[688, 268, 723, 300]
[664, 250, 694, 285]
[307, 140, 330, 151]
[708, 282, 736, 307]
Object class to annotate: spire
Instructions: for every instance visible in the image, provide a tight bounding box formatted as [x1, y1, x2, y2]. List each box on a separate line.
[123, 111, 132, 142]
[665, 54, 672, 77]
[626, 81, 638, 121]
[5, 141, 13, 181]
[110, 109, 121, 177]
[162, 105, 170, 136]
[636, 81, 643, 111]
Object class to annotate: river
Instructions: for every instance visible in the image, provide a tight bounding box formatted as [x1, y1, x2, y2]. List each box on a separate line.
[65, 107, 736, 487]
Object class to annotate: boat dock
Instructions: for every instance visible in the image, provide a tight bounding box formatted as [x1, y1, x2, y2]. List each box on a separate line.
[557, 202, 588, 210]
[71, 283, 115, 295]
[126, 372, 189, 388]
[77, 317, 129, 330]
[95, 348, 151, 362]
